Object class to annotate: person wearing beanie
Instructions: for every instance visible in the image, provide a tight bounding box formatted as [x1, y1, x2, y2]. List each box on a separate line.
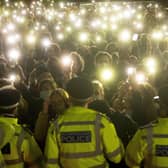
[45, 77, 124, 168]
[0, 85, 44, 168]
[125, 85, 168, 168]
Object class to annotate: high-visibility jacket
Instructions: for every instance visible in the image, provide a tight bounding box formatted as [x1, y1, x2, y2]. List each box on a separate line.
[0, 120, 15, 168]
[0, 151, 5, 168]
[0, 117, 44, 168]
[45, 106, 124, 168]
[125, 118, 168, 168]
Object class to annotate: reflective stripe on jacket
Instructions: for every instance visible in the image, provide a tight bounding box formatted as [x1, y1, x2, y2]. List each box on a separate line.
[125, 118, 168, 168]
[45, 106, 123, 168]
[0, 117, 44, 168]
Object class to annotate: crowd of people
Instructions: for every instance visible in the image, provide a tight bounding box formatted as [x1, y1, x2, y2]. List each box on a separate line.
[0, 0, 168, 167]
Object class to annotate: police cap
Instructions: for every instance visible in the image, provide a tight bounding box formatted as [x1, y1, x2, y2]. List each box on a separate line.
[66, 77, 93, 100]
[0, 85, 20, 109]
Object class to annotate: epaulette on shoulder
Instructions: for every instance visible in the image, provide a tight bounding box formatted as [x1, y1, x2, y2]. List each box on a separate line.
[97, 111, 107, 118]
[139, 120, 158, 129]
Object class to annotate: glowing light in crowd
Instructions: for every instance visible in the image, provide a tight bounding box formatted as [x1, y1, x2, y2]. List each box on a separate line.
[26, 34, 36, 45]
[145, 57, 157, 75]
[57, 33, 64, 40]
[41, 38, 51, 48]
[8, 74, 17, 83]
[100, 68, 113, 82]
[61, 55, 72, 67]
[152, 31, 163, 40]
[127, 67, 136, 76]
[66, 26, 72, 32]
[135, 73, 146, 84]
[7, 49, 20, 62]
[79, 32, 89, 42]
[6, 23, 15, 31]
[111, 24, 118, 31]
[119, 30, 131, 42]
[132, 34, 139, 41]
[95, 35, 102, 43]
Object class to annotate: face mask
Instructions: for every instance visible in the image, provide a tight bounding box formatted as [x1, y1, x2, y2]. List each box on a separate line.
[40, 90, 52, 100]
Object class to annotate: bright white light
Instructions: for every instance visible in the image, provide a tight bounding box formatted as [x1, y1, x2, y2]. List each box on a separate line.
[157, 12, 163, 18]
[6, 23, 15, 31]
[8, 74, 16, 83]
[41, 38, 51, 48]
[152, 31, 163, 40]
[80, 9, 86, 15]
[91, 20, 101, 28]
[55, 25, 60, 31]
[145, 57, 157, 75]
[79, 32, 89, 42]
[99, 6, 106, 14]
[119, 30, 131, 42]
[146, 57, 156, 67]
[135, 22, 143, 30]
[75, 19, 82, 28]
[123, 10, 132, 19]
[135, 73, 146, 84]
[162, 25, 167, 31]
[6, 35, 16, 44]
[66, 26, 72, 32]
[59, 2, 64, 8]
[132, 34, 139, 41]
[95, 35, 101, 43]
[69, 13, 76, 21]
[57, 33, 64, 40]
[100, 68, 113, 82]
[8, 49, 20, 62]
[127, 67, 136, 75]
[137, 14, 142, 20]
[27, 35, 36, 44]
[155, 4, 159, 8]
[61, 56, 72, 67]
[111, 24, 118, 31]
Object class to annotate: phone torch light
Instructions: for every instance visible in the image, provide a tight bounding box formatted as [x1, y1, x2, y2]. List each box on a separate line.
[132, 34, 139, 41]
[6, 35, 16, 45]
[145, 57, 156, 68]
[100, 68, 113, 82]
[135, 73, 146, 84]
[7, 49, 20, 62]
[61, 56, 72, 67]
[41, 38, 51, 48]
[152, 31, 163, 40]
[57, 33, 64, 41]
[127, 67, 136, 76]
[119, 30, 131, 42]
[8, 74, 17, 83]
[27, 35, 36, 45]
[79, 32, 89, 42]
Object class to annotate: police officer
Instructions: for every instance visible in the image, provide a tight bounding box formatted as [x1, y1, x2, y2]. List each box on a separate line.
[45, 77, 124, 168]
[125, 85, 168, 167]
[0, 85, 44, 168]
[0, 151, 5, 168]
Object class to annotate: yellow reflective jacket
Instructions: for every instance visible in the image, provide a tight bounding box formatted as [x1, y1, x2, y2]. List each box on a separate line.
[45, 106, 124, 168]
[125, 118, 168, 168]
[0, 120, 15, 150]
[0, 117, 44, 168]
[0, 150, 6, 167]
